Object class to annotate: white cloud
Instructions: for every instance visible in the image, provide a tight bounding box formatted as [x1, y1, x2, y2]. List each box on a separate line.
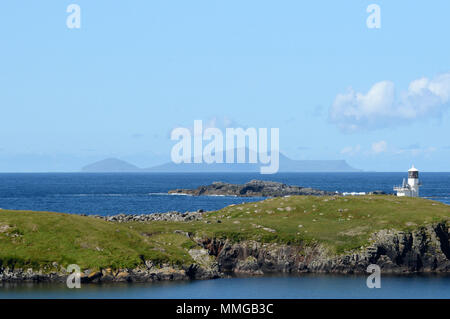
[340, 144, 361, 156]
[395, 144, 437, 157]
[371, 140, 387, 154]
[168, 116, 241, 138]
[339, 141, 438, 159]
[202, 116, 238, 131]
[329, 72, 450, 132]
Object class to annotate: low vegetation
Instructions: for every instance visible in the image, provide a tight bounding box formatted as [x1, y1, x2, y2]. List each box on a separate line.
[0, 195, 448, 271]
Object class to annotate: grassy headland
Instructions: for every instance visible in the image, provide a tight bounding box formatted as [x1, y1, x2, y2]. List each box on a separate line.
[0, 195, 448, 271]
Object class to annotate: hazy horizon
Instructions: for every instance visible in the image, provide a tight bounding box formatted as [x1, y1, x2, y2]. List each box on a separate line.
[0, 156, 448, 173]
[1, 1, 449, 172]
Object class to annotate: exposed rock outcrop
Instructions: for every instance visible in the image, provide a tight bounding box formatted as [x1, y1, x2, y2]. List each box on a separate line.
[86, 211, 205, 222]
[0, 262, 216, 283]
[1, 222, 448, 283]
[195, 222, 450, 275]
[169, 180, 334, 197]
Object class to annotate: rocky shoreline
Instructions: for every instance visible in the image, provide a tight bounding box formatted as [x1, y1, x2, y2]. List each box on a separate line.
[209, 222, 450, 275]
[85, 210, 206, 223]
[168, 180, 335, 197]
[1, 219, 449, 283]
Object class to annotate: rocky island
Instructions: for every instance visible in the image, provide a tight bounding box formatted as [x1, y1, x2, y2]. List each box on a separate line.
[0, 195, 449, 283]
[168, 180, 334, 197]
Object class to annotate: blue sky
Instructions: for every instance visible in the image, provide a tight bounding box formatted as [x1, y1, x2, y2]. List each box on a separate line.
[0, 0, 449, 172]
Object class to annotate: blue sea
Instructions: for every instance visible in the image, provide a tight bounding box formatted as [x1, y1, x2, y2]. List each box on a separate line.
[0, 172, 449, 215]
[0, 172, 449, 299]
[1, 275, 450, 299]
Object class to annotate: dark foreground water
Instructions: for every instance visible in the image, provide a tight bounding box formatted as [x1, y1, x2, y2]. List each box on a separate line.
[0, 172, 449, 215]
[1, 275, 450, 299]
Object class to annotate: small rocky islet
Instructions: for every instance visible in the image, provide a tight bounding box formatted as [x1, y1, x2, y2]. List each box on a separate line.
[168, 179, 335, 197]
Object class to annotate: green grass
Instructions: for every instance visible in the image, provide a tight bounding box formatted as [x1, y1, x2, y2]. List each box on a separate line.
[0, 195, 448, 271]
[0, 210, 195, 270]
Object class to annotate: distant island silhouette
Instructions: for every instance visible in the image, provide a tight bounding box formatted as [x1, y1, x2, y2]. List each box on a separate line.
[82, 152, 360, 173]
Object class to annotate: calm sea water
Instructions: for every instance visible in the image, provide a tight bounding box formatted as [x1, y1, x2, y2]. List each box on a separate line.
[0, 172, 449, 299]
[0, 172, 448, 215]
[1, 275, 450, 299]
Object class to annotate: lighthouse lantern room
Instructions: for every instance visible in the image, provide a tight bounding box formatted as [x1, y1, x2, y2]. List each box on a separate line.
[394, 165, 420, 197]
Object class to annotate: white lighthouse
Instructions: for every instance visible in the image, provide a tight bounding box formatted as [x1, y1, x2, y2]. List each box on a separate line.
[394, 165, 420, 197]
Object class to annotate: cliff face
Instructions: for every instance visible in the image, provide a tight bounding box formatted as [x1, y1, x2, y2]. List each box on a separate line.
[193, 222, 450, 276]
[1, 223, 448, 283]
